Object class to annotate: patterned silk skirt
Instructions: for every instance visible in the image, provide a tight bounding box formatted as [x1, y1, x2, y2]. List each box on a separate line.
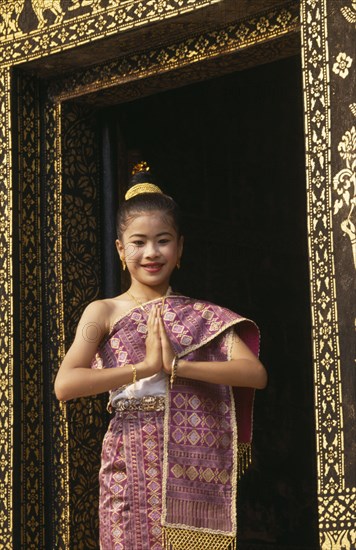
[99, 410, 165, 550]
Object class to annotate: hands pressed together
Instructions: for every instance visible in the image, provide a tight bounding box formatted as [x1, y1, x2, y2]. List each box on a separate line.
[144, 304, 176, 376]
[142, 302, 267, 390]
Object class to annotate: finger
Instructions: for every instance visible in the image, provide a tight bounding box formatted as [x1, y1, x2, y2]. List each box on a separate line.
[147, 305, 157, 332]
[157, 315, 165, 334]
[152, 305, 160, 332]
[159, 318, 171, 348]
[147, 306, 153, 329]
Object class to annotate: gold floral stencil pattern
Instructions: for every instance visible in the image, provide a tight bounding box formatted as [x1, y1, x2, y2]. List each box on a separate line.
[0, 65, 13, 548]
[301, 0, 356, 548]
[333, 126, 356, 270]
[0, 0, 222, 64]
[48, 3, 300, 102]
[17, 72, 45, 550]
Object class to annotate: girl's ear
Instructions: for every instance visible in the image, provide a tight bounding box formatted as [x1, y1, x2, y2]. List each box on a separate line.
[116, 239, 124, 259]
[178, 235, 184, 258]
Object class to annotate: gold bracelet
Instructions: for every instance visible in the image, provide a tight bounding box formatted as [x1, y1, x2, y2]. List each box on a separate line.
[170, 356, 179, 389]
[131, 364, 137, 386]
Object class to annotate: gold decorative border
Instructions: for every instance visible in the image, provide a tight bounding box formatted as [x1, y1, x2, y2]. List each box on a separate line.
[1, 2, 299, 548]
[0, 65, 13, 547]
[0, 0, 221, 67]
[3, 0, 355, 546]
[17, 72, 45, 549]
[301, 0, 355, 548]
[42, 99, 70, 548]
[49, 3, 300, 102]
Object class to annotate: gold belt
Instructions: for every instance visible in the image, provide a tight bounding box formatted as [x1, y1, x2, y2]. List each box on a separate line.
[110, 395, 165, 412]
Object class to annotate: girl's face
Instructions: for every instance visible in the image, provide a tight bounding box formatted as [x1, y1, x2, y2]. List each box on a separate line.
[116, 211, 183, 291]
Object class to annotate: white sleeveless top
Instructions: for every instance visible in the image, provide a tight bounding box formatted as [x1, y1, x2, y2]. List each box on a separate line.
[110, 372, 167, 407]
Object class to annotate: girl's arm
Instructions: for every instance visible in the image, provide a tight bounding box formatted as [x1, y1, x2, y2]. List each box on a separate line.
[54, 302, 162, 401]
[177, 334, 267, 389]
[159, 316, 267, 389]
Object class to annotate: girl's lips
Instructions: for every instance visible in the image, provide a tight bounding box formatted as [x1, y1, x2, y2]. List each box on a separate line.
[142, 263, 163, 272]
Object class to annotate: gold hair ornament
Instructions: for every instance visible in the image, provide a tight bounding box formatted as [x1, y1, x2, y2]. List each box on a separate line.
[132, 161, 150, 175]
[125, 183, 163, 201]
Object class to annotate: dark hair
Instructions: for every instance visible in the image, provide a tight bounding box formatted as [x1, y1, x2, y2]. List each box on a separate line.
[116, 170, 182, 239]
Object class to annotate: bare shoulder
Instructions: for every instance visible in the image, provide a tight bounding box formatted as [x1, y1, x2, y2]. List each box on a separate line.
[78, 294, 134, 337]
[81, 298, 112, 318]
[76, 299, 112, 336]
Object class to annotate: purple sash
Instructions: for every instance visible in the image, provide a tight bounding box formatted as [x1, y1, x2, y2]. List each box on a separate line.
[95, 295, 259, 549]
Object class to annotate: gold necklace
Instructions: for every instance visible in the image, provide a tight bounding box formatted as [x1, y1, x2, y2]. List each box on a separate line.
[126, 287, 171, 311]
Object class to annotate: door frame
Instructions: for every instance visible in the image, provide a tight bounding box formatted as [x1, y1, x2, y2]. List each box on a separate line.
[0, 0, 354, 547]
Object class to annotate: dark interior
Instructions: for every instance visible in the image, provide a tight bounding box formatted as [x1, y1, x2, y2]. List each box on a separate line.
[98, 54, 319, 548]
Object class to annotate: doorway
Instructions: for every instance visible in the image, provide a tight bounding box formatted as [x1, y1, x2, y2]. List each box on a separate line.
[98, 54, 319, 548]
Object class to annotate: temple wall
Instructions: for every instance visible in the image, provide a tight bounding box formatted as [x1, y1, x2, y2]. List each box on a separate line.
[0, 1, 354, 548]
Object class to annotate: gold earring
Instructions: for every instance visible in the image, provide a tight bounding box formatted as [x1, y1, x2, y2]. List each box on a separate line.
[121, 258, 126, 271]
[176, 260, 181, 269]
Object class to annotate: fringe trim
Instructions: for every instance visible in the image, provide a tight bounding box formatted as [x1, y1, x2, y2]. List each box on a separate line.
[162, 527, 236, 550]
[237, 442, 251, 479]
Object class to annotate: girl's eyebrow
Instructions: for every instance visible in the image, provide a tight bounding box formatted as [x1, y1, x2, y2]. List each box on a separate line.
[128, 232, 174, 238]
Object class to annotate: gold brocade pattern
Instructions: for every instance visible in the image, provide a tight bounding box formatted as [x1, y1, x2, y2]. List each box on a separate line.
[162, 527, 236, 550]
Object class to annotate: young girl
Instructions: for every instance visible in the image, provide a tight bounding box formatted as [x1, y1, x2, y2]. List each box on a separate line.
[55, 163, 267, 550]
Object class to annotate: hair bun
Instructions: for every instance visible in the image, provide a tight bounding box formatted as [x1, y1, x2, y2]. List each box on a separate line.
[126, 160, 163, 200]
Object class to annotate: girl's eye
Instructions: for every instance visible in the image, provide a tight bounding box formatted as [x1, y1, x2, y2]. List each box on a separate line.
[132, 240, 144, 246]
[159, 239, 170, 244]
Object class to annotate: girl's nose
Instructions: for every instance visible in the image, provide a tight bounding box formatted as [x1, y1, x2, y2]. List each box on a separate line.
[144, 242, 159, 258]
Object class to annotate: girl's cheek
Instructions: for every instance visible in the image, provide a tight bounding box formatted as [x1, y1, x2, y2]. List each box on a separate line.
[126, 244, 140, 262]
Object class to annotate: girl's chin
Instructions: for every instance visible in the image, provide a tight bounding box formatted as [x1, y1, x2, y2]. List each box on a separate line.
[131, 270, 173, 286]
